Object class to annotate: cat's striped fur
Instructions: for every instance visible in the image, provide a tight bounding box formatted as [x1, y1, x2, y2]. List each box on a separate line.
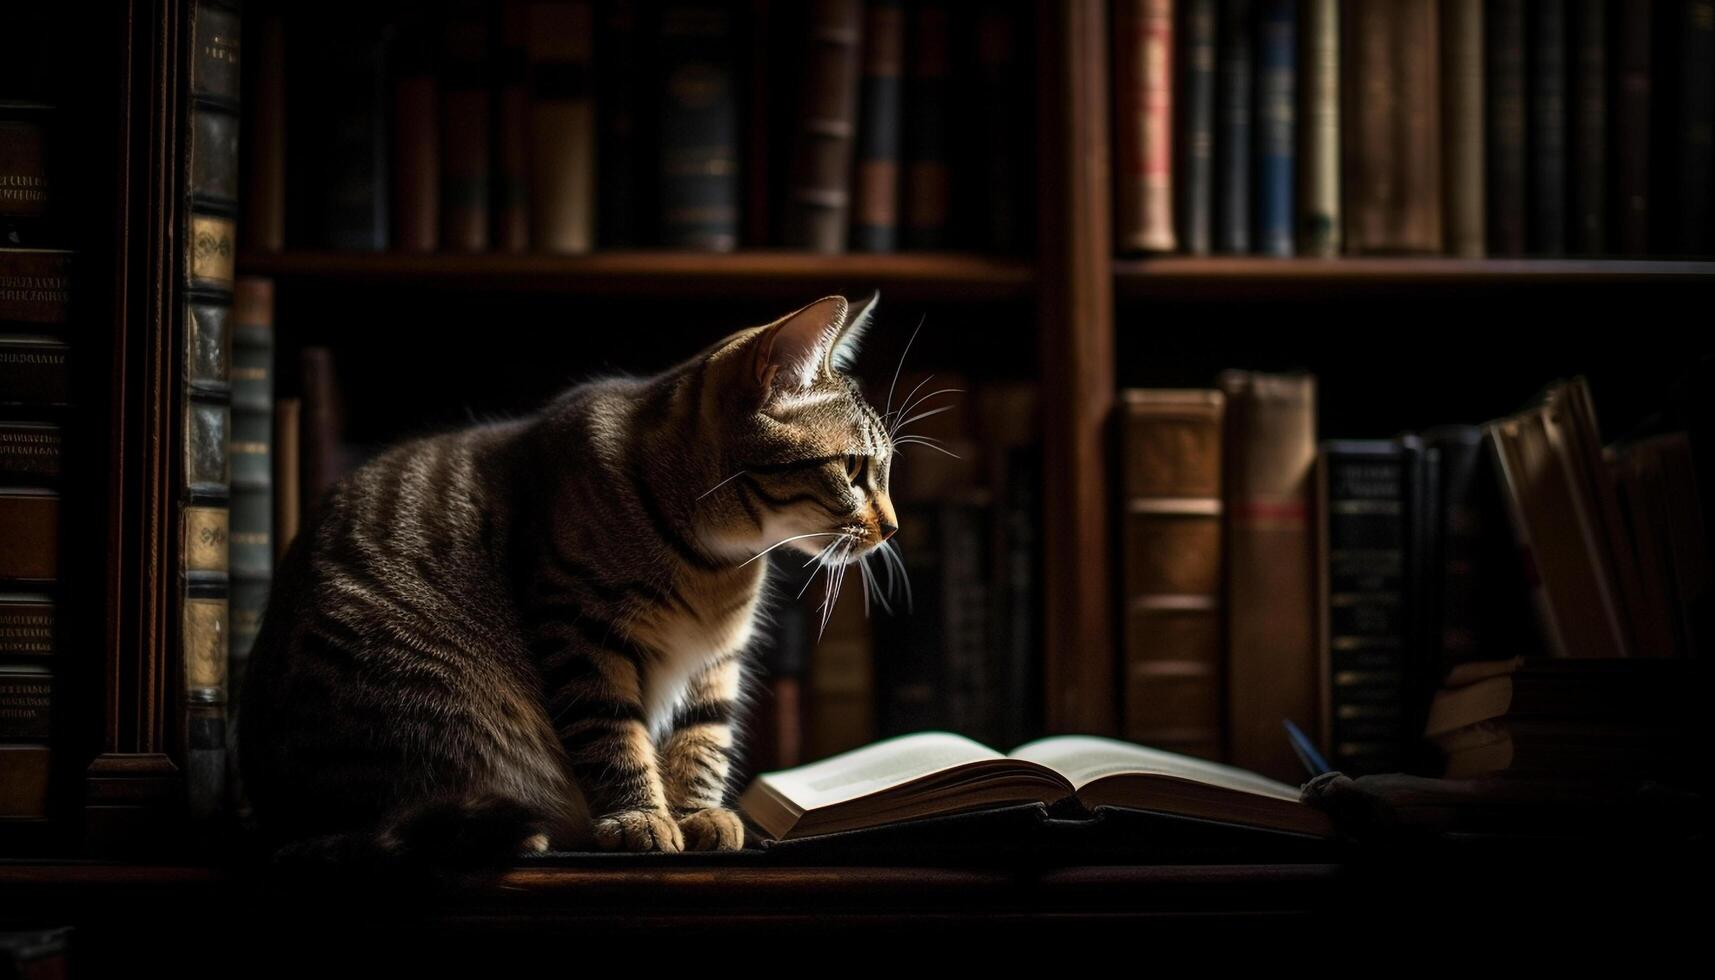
[241, 295, 896, 862]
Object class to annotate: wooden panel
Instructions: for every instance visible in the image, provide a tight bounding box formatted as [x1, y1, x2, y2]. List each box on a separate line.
[1116, 257, 1715, 300]
[1037, 0, 1117, 734]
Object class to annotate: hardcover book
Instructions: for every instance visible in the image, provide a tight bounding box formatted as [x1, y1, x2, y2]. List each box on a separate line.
[784, 0, 863, 253]
[1297, 0, 1339, 256]
[1115, 0, 1177, 253]
[1214, 0, 1252, 253]
[1486, 0, 1527, 255]
[739, 732, 1334, 842]
[526, 1, 597, 254]
[658, 1, 741, 251]
[851, 0, 904, 252]
[903, 1, 953, 248]
[1176, 0, 1217, 255]
[1253, 0, 1295, 256]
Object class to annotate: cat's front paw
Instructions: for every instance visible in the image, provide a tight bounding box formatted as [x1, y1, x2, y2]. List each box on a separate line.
[677, 807, 746, 851]
[593, 808, 685, 852]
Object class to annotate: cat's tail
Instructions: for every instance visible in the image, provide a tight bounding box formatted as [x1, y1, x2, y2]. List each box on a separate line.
[270, 796, 548, 875]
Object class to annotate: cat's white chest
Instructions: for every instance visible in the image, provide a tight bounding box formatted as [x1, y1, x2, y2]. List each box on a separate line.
[636, 585, 761, 732]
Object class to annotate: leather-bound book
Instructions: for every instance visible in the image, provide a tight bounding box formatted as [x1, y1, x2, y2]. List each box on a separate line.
[1254, 0, 1295, 256]
[526, 1, 596, 253]
[0, 249, 71, 327]
[299, 347, 344, 520]
[0, 422, 60, 487]
[1343, 0, 1394, 252]
[0, 595, 54, 658]
[976, 2, 1030, 252]
[597, 0, 648, 247]
[1119, 390, 1224, 762]
[229, 279, 274, 686]
[295, 18, 390, 250]
[241, 13, 285, 253]
[1442, 0, 1486, 257]
[0, 490, 57, 582]
[1486, 0, 1527, 256]
[851, 0, 905, 252]
[1316, 440, 1417, 776]
[1395, 0, 1442, 253]
[1612, 0, 1652, 255]
[390, 9, 439, 253]
[1115, 0, 1177, 253]
[1220, 371, 1318, 783]
[1529, 0, 1567, 255]
[904, 1, 952, 249]
[658, 2, 741, 251]
[785, 0, 863, 252]
[274, 397, 301, 561]
[1297, 0, 1340, 257]
[440, 1, 491, 252]
[1177, 0, 1217, 255]
[493, 0, 531, 252]
[0, 105, 56, 247]
[0, 336, 70, 405]
[1676, 0, 1714, 254]
[1569, 0, 1605, 254]
[1214, 0, 1252, 253]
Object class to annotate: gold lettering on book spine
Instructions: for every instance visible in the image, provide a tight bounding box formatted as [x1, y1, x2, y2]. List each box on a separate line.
[183, 506, 230, 573]
[189, 215, 235, 284]
[183, 597, 228, 698]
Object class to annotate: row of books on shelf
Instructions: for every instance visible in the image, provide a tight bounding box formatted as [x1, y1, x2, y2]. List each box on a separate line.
[252, 0, 1033, 259]
[1115, 0, 1715, 259]
[1119, 371, 1710, 787]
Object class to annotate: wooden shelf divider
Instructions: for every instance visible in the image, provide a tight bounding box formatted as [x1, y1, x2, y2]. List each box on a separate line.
[1115, 256, 1715, 299]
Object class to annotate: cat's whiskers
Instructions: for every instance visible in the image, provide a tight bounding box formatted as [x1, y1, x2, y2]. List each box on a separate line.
[696, 469, 749, 501]
[892, 435, 963, 459]
[890, 401, 960, 439]
[881, 316, 926, 422]
[879, 539, 912, 612]
[740, 531, 848, 567]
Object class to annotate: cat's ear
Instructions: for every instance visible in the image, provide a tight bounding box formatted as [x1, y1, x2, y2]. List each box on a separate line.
[753, 295, 849, 394]
[830, 290, 878, 373]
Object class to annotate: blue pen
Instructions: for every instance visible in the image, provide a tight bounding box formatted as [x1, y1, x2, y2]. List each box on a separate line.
[1283, 719, 1331, 778]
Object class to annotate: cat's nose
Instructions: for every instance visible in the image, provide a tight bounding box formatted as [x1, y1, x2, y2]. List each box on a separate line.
[878, 521, 898, 541]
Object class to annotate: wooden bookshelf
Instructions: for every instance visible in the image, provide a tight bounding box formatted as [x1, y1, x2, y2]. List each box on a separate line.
[1115, 257, 1715, 299]
[237, 250, 1037, 301]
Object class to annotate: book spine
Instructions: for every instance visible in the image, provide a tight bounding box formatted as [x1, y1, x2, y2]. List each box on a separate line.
[1220, 371, 1317, 782]
[0, 490, 58, 582]
[1319, 442, 1411, 776]
[1297, 0, 1339, 256]
[1486, 0, 1528, 255]
[785, 0, 864, 252]
[658, 2, 741, 251]
[1678, 0, 1715, 254]
[1612, 0, 1652, 255]
[1116, 0, 1178, 253]
[1178, 0, 1217, 255]
[940, 497, 996, 745]
[182, 0, 240, 822]
[527, 1, 597, 254]
[300, 20, 390, 250]
[229, 279, 273, 707]
[274, 397, 301, 562]
[0, 109, 56, 248]
[874, 506, 944, 734]
[0, 422, 61, 487]
[390, 10, 440, 253]
[1396, 0, 1443, 253]
[851, 0, 905, 252]
[241, 14, 285, 253]
[299, 347, 342, 520]
[1254, 0, 1294, 256]
[1120, 391, 1225, 761]
[1569, 0, 1605, 254]
[1343, 0, 1393, 252]
[597, 0, 647, 247]
[1529, 0, 1567, 255]
[806, 585, 875, 759]
[1442, 0, 1486, 257]
[493, 0, 531, 253]
[0, 336, 70, 406]
[440, 1, 492, 252]
[0, 248, 72, 327]
[904, 1, 952, 248]
[993, 429, 1042, 749]
[0, 596, 54, 659]
[0, 665, 52, 741]
[976, 2, 1029, 253]
[1215, 0, 1253, 253]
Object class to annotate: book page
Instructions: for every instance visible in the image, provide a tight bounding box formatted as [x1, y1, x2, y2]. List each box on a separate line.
[758, 732, 1006, 811]
[1010, 735, 1302, 803]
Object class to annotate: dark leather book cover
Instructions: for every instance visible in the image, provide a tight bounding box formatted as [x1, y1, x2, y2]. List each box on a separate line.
[189, 108, 239, 209]
[873, 506, 945, 735]
[851, 0, 904, 252]
[0, 107, 59, 248]
[527, 1, 596, 253]
[1442, 0, 1486, 257]
[390, 8, 439, 253]
[492, 0, 530, 253]
[1486, 0, 1528, 255]
[1395, 0, 1443, 254]
[189, 4, 240, 106]
[1569, 0, 1606, 254]
[293, 20, 391, 250]
[0, 336, 69, 406]
[597, 0, 649, 247]
[0, 595, 54, 658]
[1253, 0, 1294, 256]
[241, 13, 285, 252]
[1611, 0, 1652, 255]
[1676, 0, 1714, 254]
[1214, 0, 1252, 254]
[0, 664, 51, 740]
[785, 0, 863, 253]
[1297, 0, 1339, 256]
[1343, 0, 1394, 252]
[439, 0, 491, 252]
[1528, 0, 1567, 255]
[904, 1, 952, 249]
[0, 248, 70, 327]
[0, 745, 49, 819]
[658, 2, 741, 251]
[1116, 0, 1178, 253]
[1318, 441, 1412, 776]
[230, 279, 273, 664]
[0, 491, 56, 582]
[975, 2, 1030, 253]
[299, 346, 343, 520]
[0, 422, 60, 486]
[183, 301, 229, 394]
[1177, 0, 1217, 255]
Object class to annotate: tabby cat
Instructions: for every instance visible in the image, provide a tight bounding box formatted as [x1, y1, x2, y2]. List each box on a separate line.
[241, 294, 899, 862]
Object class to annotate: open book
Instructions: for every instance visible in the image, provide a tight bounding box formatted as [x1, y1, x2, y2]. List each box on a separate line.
[739, 732, 1335, 841]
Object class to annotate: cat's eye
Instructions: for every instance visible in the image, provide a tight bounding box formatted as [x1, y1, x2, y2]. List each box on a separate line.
[844, 454, 865, 483]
